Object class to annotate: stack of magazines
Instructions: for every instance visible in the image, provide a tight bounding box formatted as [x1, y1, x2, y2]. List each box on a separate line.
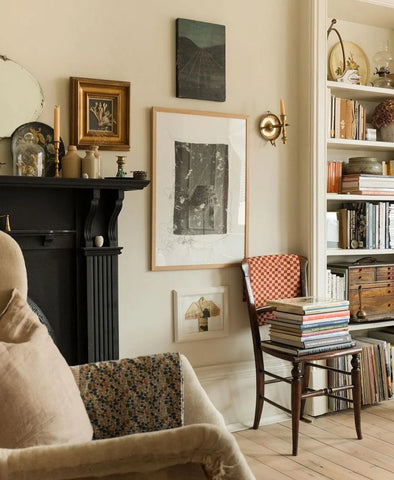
[264, 297, 355, 356]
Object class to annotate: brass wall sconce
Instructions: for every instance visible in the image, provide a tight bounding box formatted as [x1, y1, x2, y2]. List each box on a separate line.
[259, 99, 289, 146]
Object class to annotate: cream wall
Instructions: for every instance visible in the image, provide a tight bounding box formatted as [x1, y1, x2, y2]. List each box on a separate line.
[1, 0, 304, 424]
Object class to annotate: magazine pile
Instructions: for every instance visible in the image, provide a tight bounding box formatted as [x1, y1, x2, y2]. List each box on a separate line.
[264, 297, 355, 356]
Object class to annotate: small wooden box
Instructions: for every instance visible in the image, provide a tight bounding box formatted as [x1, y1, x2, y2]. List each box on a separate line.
[329, 261, 394, 322]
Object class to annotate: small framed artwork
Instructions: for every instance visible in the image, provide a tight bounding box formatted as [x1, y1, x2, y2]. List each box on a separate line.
[70, 77, 130, 151]
[152, 107, 248, 271]
[173, 286, 229, 342]
[176, 18, 225, 102]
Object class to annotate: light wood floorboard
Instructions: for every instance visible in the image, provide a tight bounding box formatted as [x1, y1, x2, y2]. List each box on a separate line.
[233, 401, 394, 480]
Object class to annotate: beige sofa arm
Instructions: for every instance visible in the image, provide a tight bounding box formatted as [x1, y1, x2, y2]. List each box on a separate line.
[181, 354, 226, 427]
[1, 423, 255, 480]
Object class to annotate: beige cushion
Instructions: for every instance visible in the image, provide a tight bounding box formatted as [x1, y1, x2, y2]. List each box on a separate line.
[0, 231, 27, 315]
[0, 289, 93, 448]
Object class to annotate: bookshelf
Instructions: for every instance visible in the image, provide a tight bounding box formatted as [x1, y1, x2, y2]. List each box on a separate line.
[302, 0, 394, 413]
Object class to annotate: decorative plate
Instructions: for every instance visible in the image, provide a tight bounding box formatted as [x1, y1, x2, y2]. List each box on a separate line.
[329, 41, 370, 86]
[10, 122, 65, 177]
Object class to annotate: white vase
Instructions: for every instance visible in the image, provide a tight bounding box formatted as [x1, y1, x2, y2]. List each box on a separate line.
[379, 123, 394, 142]
[82, 150, 99, 179]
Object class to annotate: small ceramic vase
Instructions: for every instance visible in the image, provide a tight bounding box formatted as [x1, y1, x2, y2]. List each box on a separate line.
[82, 150, 100, 179]
[61, 145, 82, 178]
[91, 145, 102, 178]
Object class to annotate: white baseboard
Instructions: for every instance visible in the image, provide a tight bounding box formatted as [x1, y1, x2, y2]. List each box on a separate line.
[195, 356, 328, 429]
[194, 357, 291, 429]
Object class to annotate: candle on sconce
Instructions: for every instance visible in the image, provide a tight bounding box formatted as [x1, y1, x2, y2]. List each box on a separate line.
[280, 98, 286, 117]
[54, 105, 60, 142]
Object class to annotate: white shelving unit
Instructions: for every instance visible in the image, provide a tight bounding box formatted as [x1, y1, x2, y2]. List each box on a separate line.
[304, 0, 394, 413]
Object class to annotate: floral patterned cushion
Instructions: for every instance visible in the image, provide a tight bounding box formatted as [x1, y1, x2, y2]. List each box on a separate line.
[71, 352, 183, 440]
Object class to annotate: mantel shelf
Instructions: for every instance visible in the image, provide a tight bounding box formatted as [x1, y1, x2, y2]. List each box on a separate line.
[0, 175, 150, 191]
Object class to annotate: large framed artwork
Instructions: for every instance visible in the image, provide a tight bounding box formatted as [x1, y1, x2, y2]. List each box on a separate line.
[173, 286, 229, 342]
[176, 18, 226, 102]
[70, 77, 130, 151]
[152, 107, 248, 271]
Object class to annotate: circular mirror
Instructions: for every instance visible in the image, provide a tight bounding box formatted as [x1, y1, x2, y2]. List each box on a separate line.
[0, 56, 44, 139]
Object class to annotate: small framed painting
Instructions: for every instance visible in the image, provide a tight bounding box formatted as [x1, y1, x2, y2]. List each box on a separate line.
[176, 18, 225, 102]
[173, 286, 229, 342]
[70, 77, 130, 151]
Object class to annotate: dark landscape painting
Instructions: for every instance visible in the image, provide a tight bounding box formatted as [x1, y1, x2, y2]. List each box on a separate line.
[173, 141, 229, 235]
[176, 18, 225, 102]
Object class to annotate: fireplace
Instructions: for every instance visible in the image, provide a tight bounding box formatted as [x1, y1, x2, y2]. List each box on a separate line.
[0, 176, 149, 365]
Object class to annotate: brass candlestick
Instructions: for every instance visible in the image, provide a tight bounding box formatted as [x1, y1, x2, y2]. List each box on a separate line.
[54, 140, 60, 177]
[0, 214, 11, 232]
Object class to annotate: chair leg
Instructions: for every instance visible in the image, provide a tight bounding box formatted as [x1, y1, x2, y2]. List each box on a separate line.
[253, 367, 265, 429]
[351, 353, 362, 440]
[300, 362, 311, 420]
[291, 361, 303, 456]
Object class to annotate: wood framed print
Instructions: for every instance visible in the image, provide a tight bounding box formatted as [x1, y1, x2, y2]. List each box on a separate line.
[176, 18, 225, 102]
[70, 77, 130, 151]
[174, 286, 229, 342]
[152, 107, 248, 271]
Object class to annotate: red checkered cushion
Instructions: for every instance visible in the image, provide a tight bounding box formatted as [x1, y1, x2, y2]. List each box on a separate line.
[246, 254, 301, 325]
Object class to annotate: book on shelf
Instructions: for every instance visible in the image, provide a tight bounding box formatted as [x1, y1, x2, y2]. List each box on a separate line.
[270, 325, 349, 339]
[329, 94, 366, 141]
[270, 332, 352, 349]
[355, 337, 392, 404]
[272, 308, 350, 323]
[266, 296, 349, 315]
[342, 174, 394, 187]
[334, 201, 394, 250]
[327, 161, 343, 193]
[263, 340, 356, 357]
[269, 318, 349, 331]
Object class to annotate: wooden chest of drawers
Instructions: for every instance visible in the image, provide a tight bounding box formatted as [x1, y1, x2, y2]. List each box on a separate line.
[329, 260, 394, 322]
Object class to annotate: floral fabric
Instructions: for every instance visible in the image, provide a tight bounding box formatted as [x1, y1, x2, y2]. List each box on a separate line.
[71, 352, 183, 440]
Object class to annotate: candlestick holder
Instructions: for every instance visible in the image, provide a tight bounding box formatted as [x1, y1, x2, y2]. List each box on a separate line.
[259, 111, 289, 146]
[0, 214, 11, 232]
[54, 140, 60, 177]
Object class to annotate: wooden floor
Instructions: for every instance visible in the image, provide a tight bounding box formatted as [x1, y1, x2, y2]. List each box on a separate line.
[233, 401, 394, 480]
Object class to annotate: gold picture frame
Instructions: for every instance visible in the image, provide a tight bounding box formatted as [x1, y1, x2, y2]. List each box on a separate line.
[70, 77, 130, 151]
[152, 107, 249, 271]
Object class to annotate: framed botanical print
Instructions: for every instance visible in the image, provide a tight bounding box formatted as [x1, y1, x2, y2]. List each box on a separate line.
[70, 77, 130, 151]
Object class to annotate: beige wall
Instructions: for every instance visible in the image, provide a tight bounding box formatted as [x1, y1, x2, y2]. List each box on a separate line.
[1, 0, 303, 370]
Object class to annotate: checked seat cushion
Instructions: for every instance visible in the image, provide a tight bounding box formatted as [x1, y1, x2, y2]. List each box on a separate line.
[246, 254, 301, 325]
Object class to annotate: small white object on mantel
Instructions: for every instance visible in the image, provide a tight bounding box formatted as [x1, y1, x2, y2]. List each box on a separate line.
[94, 236, 104, 247]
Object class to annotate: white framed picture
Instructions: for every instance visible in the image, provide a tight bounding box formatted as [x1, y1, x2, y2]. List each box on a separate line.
[152, 107, 248, 270]
[173, 286, 229, 342]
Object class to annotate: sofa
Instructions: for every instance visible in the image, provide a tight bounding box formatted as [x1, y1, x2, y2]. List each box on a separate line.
[0, 230, 255, 480]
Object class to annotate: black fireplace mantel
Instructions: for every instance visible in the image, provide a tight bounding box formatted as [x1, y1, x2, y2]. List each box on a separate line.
[0, 175, 149, 365]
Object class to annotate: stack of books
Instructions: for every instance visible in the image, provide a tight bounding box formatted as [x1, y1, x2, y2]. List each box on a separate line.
[341, 174, 394, 196]
[264, 297, 354, 356]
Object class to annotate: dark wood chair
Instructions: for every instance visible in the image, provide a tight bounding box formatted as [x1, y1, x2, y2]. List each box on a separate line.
[241, 254, 362, 456]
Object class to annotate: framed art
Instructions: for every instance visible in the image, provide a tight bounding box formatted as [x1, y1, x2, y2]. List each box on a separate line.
[176, 18, 225, 102]
[173, 286, 229, 342]
[70, 77, 130, 151]
[152, 107, 248, 271]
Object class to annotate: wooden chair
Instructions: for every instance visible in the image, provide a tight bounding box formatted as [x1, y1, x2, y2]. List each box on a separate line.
[241, 254, 362, 456]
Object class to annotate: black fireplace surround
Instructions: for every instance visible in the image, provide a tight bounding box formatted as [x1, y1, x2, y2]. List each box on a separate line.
[0, 176, 149, 365]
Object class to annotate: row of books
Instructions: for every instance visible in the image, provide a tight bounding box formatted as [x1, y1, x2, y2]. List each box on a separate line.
[328, 94, 367, 141]
[327, 330, 394, 410]
[326, 269, 346, 300]
[265, 297, 354, 356]
[336, 201, 394, 250]
[327, 161, 343, 193]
